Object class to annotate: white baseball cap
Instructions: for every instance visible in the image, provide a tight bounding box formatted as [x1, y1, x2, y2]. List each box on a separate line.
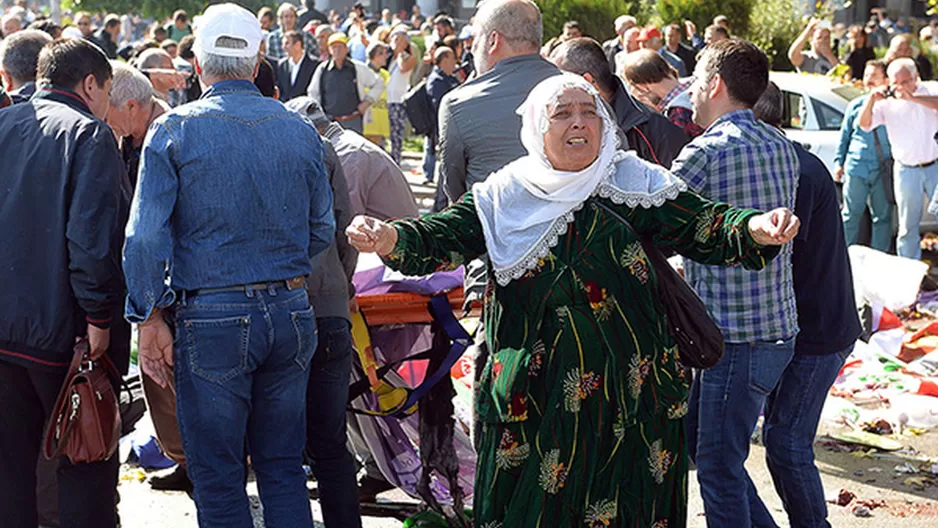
[194, 3, 263, 59]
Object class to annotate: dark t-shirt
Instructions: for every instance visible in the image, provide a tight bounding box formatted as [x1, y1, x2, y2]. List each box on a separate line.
[791, 143, 861, 354]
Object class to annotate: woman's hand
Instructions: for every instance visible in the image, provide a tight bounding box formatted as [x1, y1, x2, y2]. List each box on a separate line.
[346, 215, 399, 255]
[748, 208, 800, 246]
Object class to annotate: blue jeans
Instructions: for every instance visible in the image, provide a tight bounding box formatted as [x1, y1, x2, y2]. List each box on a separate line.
[895, 162, 938, 259]
[761, 345, 853, 528]
[174, 287, 315, 528]
[842, 171, 892, 252]
[422, 136, 436, 182]
[305, 317, 362, 528]
[687, 337, 796, 528]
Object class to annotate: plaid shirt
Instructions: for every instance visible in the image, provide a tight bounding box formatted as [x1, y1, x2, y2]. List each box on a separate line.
[671, 109, 800, 343]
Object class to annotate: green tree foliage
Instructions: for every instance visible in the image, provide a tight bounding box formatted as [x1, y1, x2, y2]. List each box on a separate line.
[62, 0, 271, 22]
[653, 0, 752, 38]
[746, 0, 802, 70]
[537, 0, 652, 44]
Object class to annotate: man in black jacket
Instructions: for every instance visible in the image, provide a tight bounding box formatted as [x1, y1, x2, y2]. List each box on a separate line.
[277, 30, 318, 101]
[0, 38, 123, 528]
[91, 14, 121, 60]
[551, 37, 690, 167]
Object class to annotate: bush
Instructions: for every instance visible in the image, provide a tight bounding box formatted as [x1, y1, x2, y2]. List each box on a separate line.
[746, 0, 803, 70]
[653, 0, 753, 38]
[537, 0, 650, 44]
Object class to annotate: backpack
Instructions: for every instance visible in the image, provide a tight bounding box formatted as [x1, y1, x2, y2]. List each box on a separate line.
[403, 80, 435, 136]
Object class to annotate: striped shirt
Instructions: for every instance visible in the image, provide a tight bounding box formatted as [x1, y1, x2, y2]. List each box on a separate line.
[670, 109, 800, 342]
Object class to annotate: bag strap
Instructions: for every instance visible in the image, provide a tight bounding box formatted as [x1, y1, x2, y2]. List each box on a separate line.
[348, 294, 471, 418]
[873, 128, 886, 163]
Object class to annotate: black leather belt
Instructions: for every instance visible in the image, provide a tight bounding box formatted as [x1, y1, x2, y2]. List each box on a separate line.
[901, 158, 938, 169]
[186, 276, 306, 297]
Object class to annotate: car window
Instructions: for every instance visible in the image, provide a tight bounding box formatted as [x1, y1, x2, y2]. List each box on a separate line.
[813, 100, 843, 130]
[782, 91, 806, 129]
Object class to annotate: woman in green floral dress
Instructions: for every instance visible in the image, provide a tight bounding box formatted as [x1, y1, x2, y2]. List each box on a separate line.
[347, 75, 800, 527]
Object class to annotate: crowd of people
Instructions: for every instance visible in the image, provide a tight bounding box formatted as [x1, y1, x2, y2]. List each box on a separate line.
[1, 0, 937, 527]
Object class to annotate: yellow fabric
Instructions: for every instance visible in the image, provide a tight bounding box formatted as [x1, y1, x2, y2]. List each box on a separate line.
[364, 68, 391, 138]
[350, 309, 418, 416]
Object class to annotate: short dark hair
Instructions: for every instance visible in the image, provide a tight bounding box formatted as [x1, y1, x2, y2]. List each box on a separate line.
[104, 14, 120, 29]
[27, 19, 61, 38]
[174, 10, 188, 23]
[177, 35, 196, 60]
[442, 34, 459, 50]
[284, 30, 304, 48]
[0, 29, 52, 84]
[36, 38, 111, 90]
[753, 80, 782, 128]
[866, 58, 887, 77]
[696, 38, 768, 107]
[152, 25, 167, 38]
[706, 24, 729, 39]
[621, 48, 678, 85]
[563, 20, 580, 31]
[549, 37, 617, 94]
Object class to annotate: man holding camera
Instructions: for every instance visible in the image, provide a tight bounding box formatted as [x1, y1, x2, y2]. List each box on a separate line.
[860, 58, 938, 259]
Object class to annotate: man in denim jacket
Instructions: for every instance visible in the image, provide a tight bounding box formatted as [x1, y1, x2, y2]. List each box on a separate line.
[123, 5, 335, 527]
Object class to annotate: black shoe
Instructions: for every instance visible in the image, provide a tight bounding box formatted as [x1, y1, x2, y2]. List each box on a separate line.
[149, 465, 193, 493]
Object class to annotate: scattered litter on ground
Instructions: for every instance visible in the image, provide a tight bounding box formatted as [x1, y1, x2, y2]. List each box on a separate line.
[853, 504, 873, 517]
[894, 463, 919, 474]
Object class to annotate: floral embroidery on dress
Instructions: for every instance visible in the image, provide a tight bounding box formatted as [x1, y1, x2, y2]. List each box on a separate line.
[562, 368, 602, 413]
[492, 358, 504, 381]
[628, 354, 652, 399]
[584, 498, 617, 526]
[694, 209, 719, 243]
[613, 410, 626, 441]
[667, 401, 688, 420]
[528, 340, 545, 377]
[522, 252, 555, 279]
[538, 449, 568, 494]
[647, 439, 673, 485]
[556, 306, 571, 327]
[508, 393, 528, 421]
[495, 430, 530, 471]
[584, 280, 615, 321]
[619, 242, 650, 284]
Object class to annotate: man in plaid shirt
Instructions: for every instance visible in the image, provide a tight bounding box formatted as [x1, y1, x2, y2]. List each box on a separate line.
[672, 39, 800, 527]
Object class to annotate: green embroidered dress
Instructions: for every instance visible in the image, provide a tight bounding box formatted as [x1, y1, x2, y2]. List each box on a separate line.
[383, 185, 777, 527]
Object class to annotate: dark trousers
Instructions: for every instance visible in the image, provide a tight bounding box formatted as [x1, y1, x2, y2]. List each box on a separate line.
[0, 359, 119, 528]
[305, 317, 362, 528]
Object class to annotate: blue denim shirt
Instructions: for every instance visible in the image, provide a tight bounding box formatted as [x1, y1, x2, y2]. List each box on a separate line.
[835, 95, 892, 180]
[123, 80, 335, 323]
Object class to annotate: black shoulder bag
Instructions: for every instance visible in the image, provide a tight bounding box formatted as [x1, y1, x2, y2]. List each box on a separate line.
[589, 198, 725, 369]
[872, 129, 896, 205]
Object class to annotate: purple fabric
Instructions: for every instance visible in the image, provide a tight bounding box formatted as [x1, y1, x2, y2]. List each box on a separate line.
[353, 265, 465, 297]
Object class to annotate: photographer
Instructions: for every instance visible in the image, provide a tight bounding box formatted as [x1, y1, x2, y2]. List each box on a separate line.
[859, 58, 938, 259]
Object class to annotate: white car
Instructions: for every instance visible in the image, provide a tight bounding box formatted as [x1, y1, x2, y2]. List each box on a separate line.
[769, 71, 865, 174]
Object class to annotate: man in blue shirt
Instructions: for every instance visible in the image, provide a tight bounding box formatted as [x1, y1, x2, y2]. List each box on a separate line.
[673, 39, 801, 527]
[835, 59, 893, 252]
[755, 81, 861, 528]
[123, 5, 335, 527]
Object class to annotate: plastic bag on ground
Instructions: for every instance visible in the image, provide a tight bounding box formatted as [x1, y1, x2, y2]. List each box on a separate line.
[849, 246, 929, 312]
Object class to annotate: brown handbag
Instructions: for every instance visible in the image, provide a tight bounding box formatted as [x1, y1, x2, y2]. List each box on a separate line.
[42, 339, 122, 464]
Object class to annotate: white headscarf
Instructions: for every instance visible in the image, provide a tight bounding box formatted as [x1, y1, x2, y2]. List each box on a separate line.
[473, 73, 687, 286]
